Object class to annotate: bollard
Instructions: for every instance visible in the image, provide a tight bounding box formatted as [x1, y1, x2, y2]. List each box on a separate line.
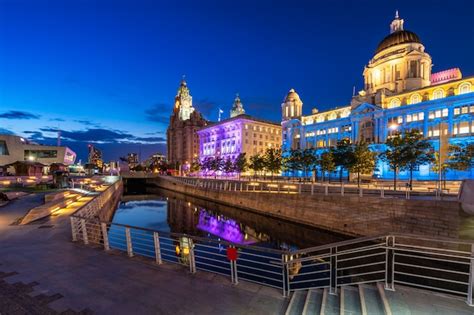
[341, 183, 344, 196]
[311, 183, 314, 195]
[381, 186, 385, 198]
[298, 183, 302, 194]
[240, 182, 243, 191]
[325, 183, 329, 196]
[359, 187, 363, 197]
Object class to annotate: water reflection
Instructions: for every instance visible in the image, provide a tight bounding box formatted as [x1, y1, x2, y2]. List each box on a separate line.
[114, 188, 349, 250]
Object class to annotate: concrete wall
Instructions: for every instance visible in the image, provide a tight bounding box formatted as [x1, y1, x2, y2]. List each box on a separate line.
[150, 176, 463, 239]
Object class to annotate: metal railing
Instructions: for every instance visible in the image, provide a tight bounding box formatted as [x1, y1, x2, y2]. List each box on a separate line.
[70, 212, 474, 305]
[169, 176, 457, 201]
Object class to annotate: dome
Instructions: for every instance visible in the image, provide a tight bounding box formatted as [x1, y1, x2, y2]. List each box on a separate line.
[285, 88, 301, 102]
[375, 30, 421, 54]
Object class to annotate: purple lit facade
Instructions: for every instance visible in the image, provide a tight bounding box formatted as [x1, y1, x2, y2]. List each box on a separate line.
[197, 114, 282, 164]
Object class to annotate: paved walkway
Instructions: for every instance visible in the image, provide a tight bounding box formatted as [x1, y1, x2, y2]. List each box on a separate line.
[0, 194, 287, 314]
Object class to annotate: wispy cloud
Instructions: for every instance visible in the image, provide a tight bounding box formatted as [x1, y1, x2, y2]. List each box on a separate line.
[0, 110, 40, 120]
[145, 103, 170, 124]
[74, 120, 101, 128]
[0, 128, 15, 135]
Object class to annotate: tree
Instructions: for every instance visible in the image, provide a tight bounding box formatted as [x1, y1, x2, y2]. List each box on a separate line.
[332, 139, 354, 182]
[223, 157, 234, 175]
[233, 153, 248, 179]
[283, 149, 303, 177]
[210, 156, 224, 178]
[190, 159, 201, 174]
[399, 129, 434, 190]
[248, 154, 265, 178]
[431, 152, 449, 188]
[381, 132, 405, 190]
[300, 149, 318, 180]
[349, 141, 377, 187]
[447, 143, 474, 171]
[319, 151, 335, 181]
[263, 147, 282, 180]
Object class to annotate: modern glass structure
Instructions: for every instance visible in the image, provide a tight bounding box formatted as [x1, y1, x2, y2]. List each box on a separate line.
[281, 12, 474, 180]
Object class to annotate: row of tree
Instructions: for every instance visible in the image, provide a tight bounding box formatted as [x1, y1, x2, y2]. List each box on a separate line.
[192, 129, 473, 189]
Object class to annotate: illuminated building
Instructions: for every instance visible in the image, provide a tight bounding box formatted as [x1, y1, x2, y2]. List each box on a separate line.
[0, 134, 76, 175]
[166, 78, 207, 169]
[126, 153, 139, 169]
[282, 12, 474, 180]
[198, 96, 281, 162]
[87, 144, 103, 169]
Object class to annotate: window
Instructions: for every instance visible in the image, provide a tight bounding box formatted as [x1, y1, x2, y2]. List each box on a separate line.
[432, 89, 445, 100]
[428, 109, 448, 119]
[0, 141, 9, 155]
[24, 149, 58, 159]
[388, 98, 401, 108]
[459, 82, 472, 95]
[410, 94, 422, 104]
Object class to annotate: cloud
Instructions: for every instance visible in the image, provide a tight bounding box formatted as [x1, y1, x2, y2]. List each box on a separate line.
[133, 136, 166, 143]
[145, 103, 170, 124]
[194, 98, 218, 117]
[74, 120, 101, 127]
[0, 128, 15, 135]
[49, 118, 65, 122]
[40, 128, 132, 143]
[0, 110, 40, 120]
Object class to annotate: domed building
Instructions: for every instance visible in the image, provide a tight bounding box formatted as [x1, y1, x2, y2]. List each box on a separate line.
[282, 11, 474, 181]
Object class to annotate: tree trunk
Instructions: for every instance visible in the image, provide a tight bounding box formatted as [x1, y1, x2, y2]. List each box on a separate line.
[357, 171, 360, 188]
[339, 168, 343, 183]
[393, 166, 397, 191]
[409, 167, 413, 191]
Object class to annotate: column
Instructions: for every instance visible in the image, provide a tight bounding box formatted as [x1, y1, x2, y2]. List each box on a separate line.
[423, 110, 429, 137]
[448, 106, 454, 136]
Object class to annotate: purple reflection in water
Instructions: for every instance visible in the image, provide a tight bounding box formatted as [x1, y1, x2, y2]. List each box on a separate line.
[196, 210, 255, 245]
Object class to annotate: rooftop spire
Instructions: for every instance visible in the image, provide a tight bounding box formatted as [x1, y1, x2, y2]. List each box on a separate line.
[390, 10, 404, 33]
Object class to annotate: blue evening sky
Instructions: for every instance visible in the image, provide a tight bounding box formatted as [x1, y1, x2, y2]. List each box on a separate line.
[1, 0, 473, 161]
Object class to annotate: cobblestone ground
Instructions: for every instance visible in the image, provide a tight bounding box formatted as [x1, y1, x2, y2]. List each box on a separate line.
[0, 270, 92, 315]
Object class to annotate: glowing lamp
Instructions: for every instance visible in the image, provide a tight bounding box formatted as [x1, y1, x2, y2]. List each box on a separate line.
[389, 124, 399, 131]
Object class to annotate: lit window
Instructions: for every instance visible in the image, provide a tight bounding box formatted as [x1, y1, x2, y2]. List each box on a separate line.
[459, 82, 472, 95]
[432, 89, 445, 100]
[459, 121, 470, 134]
[454, 108, 461, 115]
[410, 94, 422, 104]
[442, 108, 448, 117]
[389, 98, 401, 108]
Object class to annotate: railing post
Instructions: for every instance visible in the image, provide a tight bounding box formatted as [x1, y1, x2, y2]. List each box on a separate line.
[188, 238, 196, 274]
[359, 187, 363, 197]
[282, 254, 290, 297]
[325, 183, 329, 196]
[81, 219, 88, 245]
[125, 227, 133, 257]
[240, 182, 243, 191]
[101, 223, 110, 251]
[330, 247, 338, 295]
[468, 244, 474, 306]
[311, 183, 314, 195]
[341, 183, 344, 196]
[70, 217, 77, 242]
[153, 232, 162, 264]
[381, 186, 385, 198]
[385, 235, 395, 291]
[406, 187, 410, 200]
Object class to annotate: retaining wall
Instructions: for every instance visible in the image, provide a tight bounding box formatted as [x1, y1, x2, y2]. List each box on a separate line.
[150, 176, 463, 239]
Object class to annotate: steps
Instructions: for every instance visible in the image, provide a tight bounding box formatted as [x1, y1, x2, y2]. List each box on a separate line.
[285, 282, 392, 315]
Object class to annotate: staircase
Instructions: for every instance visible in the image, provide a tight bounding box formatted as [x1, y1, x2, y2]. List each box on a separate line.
[285, 283, 391, 315]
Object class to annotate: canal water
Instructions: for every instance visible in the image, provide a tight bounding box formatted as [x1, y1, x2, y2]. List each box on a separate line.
[107, 187, 350, 290]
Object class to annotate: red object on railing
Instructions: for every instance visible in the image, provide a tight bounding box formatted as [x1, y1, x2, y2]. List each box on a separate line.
[226, 247, 238, 261]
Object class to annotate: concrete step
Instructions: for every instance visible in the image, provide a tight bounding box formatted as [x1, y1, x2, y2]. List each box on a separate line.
[302, 289, 323, 315]
[359, 284, 385, 315]
[322, 288, 340, 315]
[286, 290, 308, 315]
[341, 286, 362, 315]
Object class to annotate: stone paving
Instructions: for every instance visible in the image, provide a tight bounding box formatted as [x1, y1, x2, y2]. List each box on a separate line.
[0, 194, 288, 314]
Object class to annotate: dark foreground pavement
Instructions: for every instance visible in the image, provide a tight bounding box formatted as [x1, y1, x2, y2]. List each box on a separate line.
[0, 194, 287, 315]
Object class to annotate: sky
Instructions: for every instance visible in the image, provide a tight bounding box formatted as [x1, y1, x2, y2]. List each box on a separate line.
[1, 0, 473, 162]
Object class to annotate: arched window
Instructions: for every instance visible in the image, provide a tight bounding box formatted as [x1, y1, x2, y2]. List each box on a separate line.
[388, 98, 401, 109]
[410, 93, 422, 104]
[459, 82, 472, 95]
[432, 89, 445, 100]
